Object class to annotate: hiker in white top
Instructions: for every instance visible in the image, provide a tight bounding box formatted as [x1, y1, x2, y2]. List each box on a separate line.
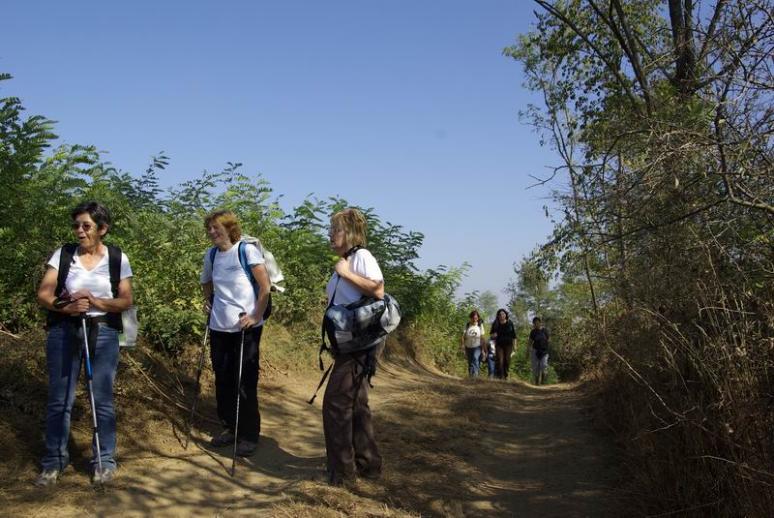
[200, 210, 271, 457]
[35, 201, 133, 487]
[461, 310, 486, 377]
[323, 208, 385, 486]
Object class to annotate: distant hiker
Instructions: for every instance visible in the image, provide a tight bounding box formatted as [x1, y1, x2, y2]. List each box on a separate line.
[528, 317, 550, 385]
[35, 202, 133, 486]
[485, 337, 496, 379]
[490, 308, 517, 380]
[461, 310, 485, 377]
[323, 208, 385, 486]
[201, 210, 271, 458]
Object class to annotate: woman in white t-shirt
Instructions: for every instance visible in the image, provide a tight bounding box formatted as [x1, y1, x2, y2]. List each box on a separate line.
[460, 310, 485, 377]
[200, 210, 271, 458]
[35, 202, 133, 487]
[323, 208, 385, 486]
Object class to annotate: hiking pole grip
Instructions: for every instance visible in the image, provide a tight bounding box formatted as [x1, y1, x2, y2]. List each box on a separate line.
[81, 314, 104, 483]
[231, 312, 247, 477]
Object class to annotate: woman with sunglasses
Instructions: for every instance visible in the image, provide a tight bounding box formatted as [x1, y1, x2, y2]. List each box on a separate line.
[35, 201, 133, 487]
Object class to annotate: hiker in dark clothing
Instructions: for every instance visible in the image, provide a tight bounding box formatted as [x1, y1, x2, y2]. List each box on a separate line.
[323, 208, 385, 486]
[528, 317, 550, 385]
[490, 308, 517, 380]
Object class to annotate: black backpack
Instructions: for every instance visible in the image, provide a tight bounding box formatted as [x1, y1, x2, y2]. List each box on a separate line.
[47, 243, 123, 331]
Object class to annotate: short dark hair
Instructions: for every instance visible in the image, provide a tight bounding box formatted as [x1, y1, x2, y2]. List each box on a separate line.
[71, 201, 112, 233]
[533, 317, 541, 324]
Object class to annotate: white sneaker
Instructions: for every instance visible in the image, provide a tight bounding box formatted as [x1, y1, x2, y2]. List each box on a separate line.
[92, 466, 116, 485]
[34, 469, 60, 487]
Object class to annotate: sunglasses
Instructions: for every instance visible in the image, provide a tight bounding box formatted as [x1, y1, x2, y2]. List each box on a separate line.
[71, 222, 95, 231]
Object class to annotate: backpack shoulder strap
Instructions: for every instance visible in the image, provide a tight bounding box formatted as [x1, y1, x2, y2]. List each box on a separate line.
[237, 241, 251, 278]
[107, 245, 121, 298]
[238, 241, 258, 290]
[55, 244, 78, 297]
[208, 246, 217, 268]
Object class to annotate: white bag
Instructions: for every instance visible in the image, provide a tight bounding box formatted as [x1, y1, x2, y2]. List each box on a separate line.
[241, 235, 286, 292]
[119, 306, 138, 348]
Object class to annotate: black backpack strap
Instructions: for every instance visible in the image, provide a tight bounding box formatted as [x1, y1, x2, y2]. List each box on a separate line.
[352, 349, 377, 389]
[307, 361, 334, 405]
[107, 245, 121, 298]
[55, 244, 78, 297]
[47, 244, 78, 328]
[318, 275, 341, 363]
[106, 245, 124, 332]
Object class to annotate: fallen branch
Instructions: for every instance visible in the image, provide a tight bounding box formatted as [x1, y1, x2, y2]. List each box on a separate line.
[0, 322, 21, 340]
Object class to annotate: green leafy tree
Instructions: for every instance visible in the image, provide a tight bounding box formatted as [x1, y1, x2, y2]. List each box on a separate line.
[477, 290, 499, 324]
[505, 1, 774, 514]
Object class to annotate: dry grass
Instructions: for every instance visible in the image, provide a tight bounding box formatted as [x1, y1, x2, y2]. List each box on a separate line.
[594, 283, 774, 517]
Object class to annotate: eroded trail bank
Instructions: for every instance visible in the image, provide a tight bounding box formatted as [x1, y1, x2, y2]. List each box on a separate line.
[1, 353, 621, 517]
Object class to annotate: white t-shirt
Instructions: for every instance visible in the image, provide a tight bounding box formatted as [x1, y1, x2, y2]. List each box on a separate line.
[463, 323, 484, 348]
[200, 241, 265, 333]
[47, 246, 133, 317]
[326, 248, 383, 306]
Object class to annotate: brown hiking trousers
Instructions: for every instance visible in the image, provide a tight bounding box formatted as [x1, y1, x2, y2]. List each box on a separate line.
[495, 342, 514, 379]
[322, 349, 382, 480]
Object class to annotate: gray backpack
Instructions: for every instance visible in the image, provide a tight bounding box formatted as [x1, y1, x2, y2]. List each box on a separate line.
[323, 293, 401, 356]
[308, 265, 402, 404]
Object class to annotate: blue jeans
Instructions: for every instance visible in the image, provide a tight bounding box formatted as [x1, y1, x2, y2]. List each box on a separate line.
[486, 353, 496, 379]
[465, 347, 482, 377]
[41, 321, 120, 471]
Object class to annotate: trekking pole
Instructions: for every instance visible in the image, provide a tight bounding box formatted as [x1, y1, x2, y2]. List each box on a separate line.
[231, 312, 247, 477]
[184, 314, 210, 449]
[81, 315, 104, 484]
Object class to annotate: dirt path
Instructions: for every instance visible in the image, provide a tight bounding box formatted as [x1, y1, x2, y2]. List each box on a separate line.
[1, 355, 622, 517]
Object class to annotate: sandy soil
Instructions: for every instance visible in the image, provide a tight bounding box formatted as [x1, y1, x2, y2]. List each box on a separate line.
[0, 350, 623, 517]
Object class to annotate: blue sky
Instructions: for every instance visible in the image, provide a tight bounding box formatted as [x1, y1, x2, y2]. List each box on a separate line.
[2, 1, 558, 308]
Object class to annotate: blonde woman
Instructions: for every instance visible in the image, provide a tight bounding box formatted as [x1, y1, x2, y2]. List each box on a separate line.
[323, 208, 385, 486]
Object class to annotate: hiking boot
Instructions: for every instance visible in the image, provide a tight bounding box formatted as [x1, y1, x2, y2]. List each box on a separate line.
[327, 469, 357, 487]
[34, 469, 60, 487]
[92, 466, 116, 485]
[236, 440, 257, 457]
[357, 467, 382, 480]
[210, 429, 235, 447]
